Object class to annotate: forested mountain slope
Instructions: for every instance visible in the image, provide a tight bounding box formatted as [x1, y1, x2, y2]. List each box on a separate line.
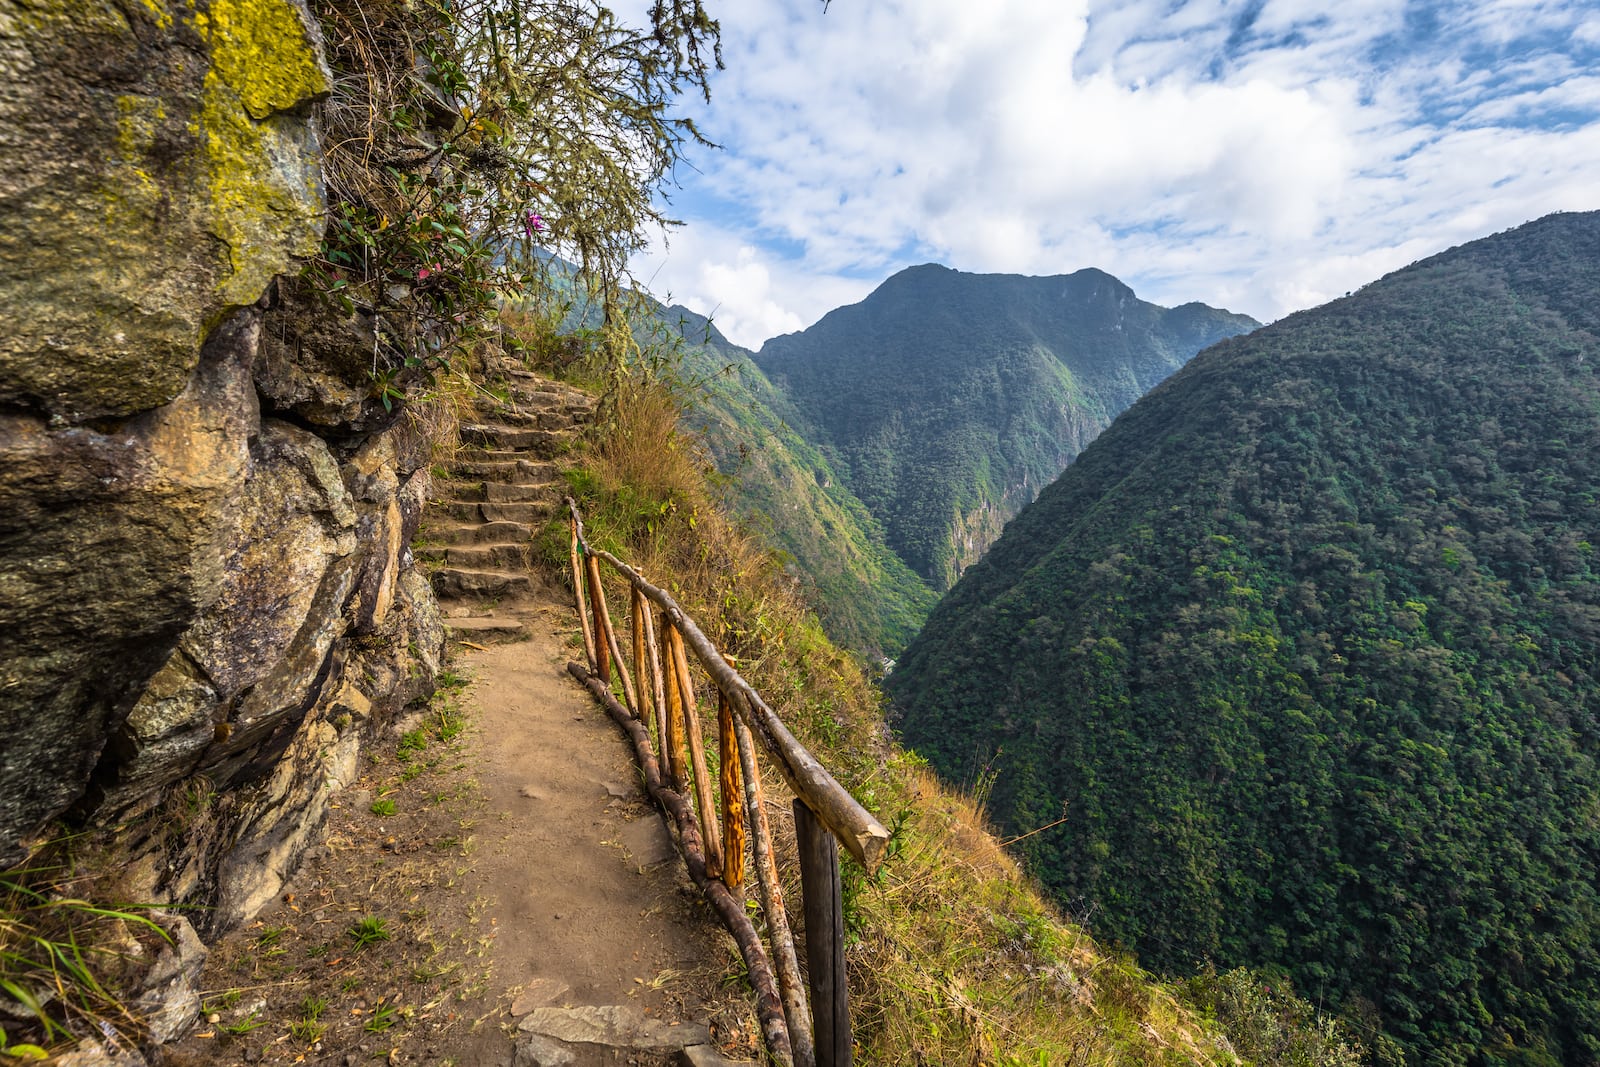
[755, 265, 1259, 588]
[655, 305, 937, 657]
[888, 211, 1600, 1066]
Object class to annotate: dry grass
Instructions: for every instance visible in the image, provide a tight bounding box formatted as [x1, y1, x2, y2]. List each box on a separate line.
[549, 377, 1246, 1066]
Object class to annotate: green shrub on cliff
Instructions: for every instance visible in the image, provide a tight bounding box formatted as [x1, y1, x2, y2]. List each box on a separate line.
[306, 0, 721, 405]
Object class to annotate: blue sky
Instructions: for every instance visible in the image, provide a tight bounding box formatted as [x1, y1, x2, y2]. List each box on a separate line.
[628, 0, 1600, 350]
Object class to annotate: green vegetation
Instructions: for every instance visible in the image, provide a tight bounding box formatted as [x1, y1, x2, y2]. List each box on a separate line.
[306, 0, 720, 406]
[348, 915, 391, 951]
[0, 847, 168, 1052]
[656, 305, 939, 659]
[890, 211, 1600, 1066]
[548, 332, 1354, 1064]
[754, 264, 1258, 588]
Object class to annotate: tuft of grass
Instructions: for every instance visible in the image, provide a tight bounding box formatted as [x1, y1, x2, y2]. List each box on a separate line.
[369, 799, 397, 817]
[348, 916, 390, 951]
[0, 852, 170, 1052]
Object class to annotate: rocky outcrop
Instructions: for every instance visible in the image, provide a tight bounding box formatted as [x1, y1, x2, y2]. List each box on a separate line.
[0, 0, 441, 960]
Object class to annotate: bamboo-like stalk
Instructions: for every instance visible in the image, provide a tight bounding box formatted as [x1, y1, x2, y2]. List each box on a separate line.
[569, 519, 597, 671]
[734, 715, 816, 1067]
[599, 574, 638, 711]
[669, 622, 724, 879]
[631, 587, 651, 728]
[584, 553, 611, 685]
[719, 687, 746, 890]
[658, 621, 686, 791]
[569, 662, 793, 1067]
[642, 598, 668, 767]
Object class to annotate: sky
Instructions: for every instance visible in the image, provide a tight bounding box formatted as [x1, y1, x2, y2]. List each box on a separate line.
[624, 0, 1600, 351]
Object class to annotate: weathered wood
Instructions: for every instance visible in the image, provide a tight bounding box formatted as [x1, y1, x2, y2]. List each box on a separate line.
[719, 688, 746, 891]
[586, 555, 638, 711]
[568, 662, 794, 1067]
[559, 508, 888, 872]
[583, 553, 611, 686]
[631, 587, 651, 728]
[569, 520, 597, 671]
[735, 716, 816, 1067]
[657, 622, 685, 790]
[795, 800, 851, 1067]
[642, 598, 668, 766]
[669, 622, 724, 879]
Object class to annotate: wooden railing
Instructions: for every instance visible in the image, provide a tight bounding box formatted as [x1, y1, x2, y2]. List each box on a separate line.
[564, 500, 888, 1067]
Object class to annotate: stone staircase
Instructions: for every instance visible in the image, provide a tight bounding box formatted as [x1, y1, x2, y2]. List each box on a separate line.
[419, 367, 596, 640]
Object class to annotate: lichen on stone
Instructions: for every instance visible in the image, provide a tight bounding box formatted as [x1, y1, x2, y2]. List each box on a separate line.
[193, 0, 330, 121]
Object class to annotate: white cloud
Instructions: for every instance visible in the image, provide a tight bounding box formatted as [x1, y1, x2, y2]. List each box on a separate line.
[630, 0, 1600, 341]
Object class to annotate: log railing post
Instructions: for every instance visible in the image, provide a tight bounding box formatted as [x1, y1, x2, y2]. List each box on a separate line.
[583, 552, 611, 686]
[642, 600, 668, 767]
[631, 587, 651, 728]
[734, 716, 816, 1067]
[569, 520, 597, 672]
[719, 687, 746, 891]
[659, 621, 687, 791]
[668, 623, 724, 878]
[795, 800, 850, 1067]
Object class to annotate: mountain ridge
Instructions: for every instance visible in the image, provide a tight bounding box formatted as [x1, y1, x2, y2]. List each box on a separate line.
[754, 263, 1260, 588]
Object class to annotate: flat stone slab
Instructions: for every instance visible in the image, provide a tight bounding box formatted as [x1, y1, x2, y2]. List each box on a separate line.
[510, 978, 571, 1016]
[445, 617, 528, 636]
[517, 1004, 710, 1051]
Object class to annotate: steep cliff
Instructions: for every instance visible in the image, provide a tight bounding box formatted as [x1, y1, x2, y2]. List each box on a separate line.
[0, 0, 442, 947]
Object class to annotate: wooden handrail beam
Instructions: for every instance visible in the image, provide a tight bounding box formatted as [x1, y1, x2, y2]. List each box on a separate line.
[566, 499, 890, 871]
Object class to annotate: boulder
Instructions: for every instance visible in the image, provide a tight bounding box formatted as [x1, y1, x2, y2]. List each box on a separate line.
[0, 0, 330, 420]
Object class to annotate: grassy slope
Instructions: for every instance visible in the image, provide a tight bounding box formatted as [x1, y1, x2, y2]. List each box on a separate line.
[661, 306, 938, 660]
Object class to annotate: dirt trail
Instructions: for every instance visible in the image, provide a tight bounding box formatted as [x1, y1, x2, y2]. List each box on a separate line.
[452, 607, 751, 1065]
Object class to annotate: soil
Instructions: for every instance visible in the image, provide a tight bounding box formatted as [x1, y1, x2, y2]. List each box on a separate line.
[162, 605, 760, 1066]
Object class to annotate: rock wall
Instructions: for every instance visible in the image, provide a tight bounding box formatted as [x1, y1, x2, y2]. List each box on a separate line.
[0, 0, 442, 939]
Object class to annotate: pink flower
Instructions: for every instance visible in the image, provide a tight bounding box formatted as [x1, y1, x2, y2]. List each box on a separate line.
[523, 212, 545, 239]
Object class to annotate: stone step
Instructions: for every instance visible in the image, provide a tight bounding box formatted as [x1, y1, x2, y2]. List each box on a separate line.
[471, 401, 585, 432]
[443, 616, 528, 641]
[515, 1005, 714, 1065]
[453, 457, 560, 482]
[420, 542, 532, 571]
[441, 480, 560, 504]
[430, 566, 533, 600]
[460, 423, 573, 454]
[427, 519, 536, 546]
[432, 500, 557, 525]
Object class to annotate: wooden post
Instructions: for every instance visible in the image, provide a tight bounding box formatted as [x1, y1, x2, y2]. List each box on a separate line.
[569, 521, 596, 671]
[568, 662, 795, 1067]
[658, 621, 685, 790]
[631, 588, 651, 727]
[719, 688, 746, 891]
[642, 600, 668, 766]
[734, 716, 816, 1067]
[584, 553, 611, 686]
[584, 556, 637, 712]
[795, 800, 850, 1067]
[668, 623, 724, 879]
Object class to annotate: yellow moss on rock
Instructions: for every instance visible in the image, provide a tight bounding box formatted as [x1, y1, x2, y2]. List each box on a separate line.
[194, 0, 330, 120]
[194, 65, 324, 307]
